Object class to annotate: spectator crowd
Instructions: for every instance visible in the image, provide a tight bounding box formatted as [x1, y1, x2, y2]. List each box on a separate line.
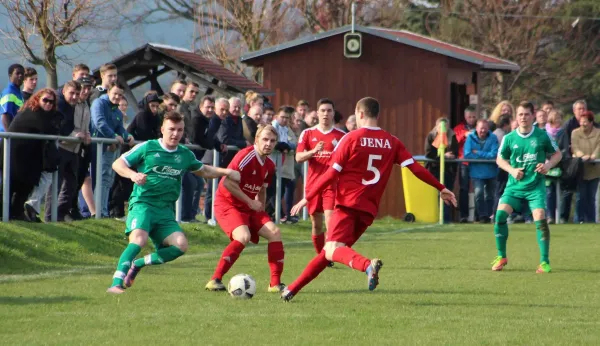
[425, 100, 600, 224]
[0, 63, 356, 224]
[0, 63, 598, 225]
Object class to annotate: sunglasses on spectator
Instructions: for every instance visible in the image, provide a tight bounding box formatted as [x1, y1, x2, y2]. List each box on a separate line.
[41, 98, 55, 105]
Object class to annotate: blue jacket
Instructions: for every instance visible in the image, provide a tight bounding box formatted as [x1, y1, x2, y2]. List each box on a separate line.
[0, 83, 24, 131]
[90, 94, 128, 143]
[464, 130, 499, 179]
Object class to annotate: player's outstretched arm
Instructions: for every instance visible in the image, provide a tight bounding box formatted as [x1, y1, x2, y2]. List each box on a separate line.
[112, 158, 147, 185]
[194, 165, 240, 182]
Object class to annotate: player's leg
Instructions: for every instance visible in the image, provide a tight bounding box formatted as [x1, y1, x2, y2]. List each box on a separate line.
[283, 207, 337, 300]
[207, 225, 251, 290]
[307, 193, 325, 253]
[493, 191, 518, 271]
[310, 213, 325, 254]
[108, 228, 148, 294]
[324, 209, 381, 291]
[257, 219, 286, 292]
[530, 187, 551, 273]
[125, 217, 189, 289]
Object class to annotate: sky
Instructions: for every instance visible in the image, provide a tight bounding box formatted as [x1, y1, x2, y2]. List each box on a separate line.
[0, 18, 195, 90]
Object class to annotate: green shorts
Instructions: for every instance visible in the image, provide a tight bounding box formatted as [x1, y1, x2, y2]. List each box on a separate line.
[125, 203, 181, 249]
[499, 182, 546, 212]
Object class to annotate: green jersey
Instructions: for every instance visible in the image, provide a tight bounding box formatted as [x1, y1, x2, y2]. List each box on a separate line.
[121, 139, 203, 209]
[498, 126, 558, 191]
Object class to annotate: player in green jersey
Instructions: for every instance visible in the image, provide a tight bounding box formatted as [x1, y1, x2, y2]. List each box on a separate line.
[107, 111, 240, 294]
[492, 101, 562, 273]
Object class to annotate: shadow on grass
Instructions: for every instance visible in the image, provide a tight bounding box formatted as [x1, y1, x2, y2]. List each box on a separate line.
[315, 288, 498, 296]
[0, 295, 87, 305]
[305, 290, 596, 309]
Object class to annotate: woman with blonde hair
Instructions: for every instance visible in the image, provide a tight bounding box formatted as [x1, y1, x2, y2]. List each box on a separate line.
[488, 100, 514, 131]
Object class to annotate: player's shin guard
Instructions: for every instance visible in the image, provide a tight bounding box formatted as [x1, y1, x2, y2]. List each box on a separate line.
[288, 251, 329, 294]
[267, 241, 285, 287]
[332, 246, 371, 272]
[312, 234, 325, 254]
[133, 246, 185, 269]
[212, 240, 245, 280]
[494, 210, 509, 258]
[535, 220, 550, 264]
[111, 243, 141, 287]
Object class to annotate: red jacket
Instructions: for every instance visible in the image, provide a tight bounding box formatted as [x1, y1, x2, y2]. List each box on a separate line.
[453, 122, 475, 165]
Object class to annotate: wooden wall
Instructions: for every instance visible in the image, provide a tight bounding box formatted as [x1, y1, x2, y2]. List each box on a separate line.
[251, 34, 477, 218]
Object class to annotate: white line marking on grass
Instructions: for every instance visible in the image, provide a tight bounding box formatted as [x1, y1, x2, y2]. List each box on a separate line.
[0, 223, 447, 283]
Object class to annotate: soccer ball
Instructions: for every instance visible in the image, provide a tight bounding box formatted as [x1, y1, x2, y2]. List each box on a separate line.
[227, 274, 256, 299]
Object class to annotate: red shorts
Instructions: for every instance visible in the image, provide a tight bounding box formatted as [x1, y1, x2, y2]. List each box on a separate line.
[307, 188, 336, 215]
[326, 206, 374, 246]
[215, 204, 272, 244]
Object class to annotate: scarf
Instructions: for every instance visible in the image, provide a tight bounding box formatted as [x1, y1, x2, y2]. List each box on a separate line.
[546, 123, 560, 139]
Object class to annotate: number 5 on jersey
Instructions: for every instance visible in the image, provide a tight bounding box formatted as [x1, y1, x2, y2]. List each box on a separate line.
[363, 154, 382, 185]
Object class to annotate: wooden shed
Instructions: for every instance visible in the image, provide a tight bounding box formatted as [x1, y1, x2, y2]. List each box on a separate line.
[241, 25, 519, 219]
[92, 43, 273, 113]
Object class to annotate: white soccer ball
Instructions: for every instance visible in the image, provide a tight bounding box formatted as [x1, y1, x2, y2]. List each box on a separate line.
[227, 273, 257, 299]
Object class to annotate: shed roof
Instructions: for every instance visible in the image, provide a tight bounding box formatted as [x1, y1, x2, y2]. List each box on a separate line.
[94, 43, 273, 95]
[241, 25, 519, 72]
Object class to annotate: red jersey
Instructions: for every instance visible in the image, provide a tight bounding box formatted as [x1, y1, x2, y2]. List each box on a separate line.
[329, 126, 414, 218]
[215, 146, 275, 213]
[297, 126, 346, 188]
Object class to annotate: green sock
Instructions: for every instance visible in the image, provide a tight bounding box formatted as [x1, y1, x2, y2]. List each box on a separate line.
[494, 210, 509, 258]
[133, 246, 185, 269]
[535, 220, 550, 264]
[111, 243, 142, 287]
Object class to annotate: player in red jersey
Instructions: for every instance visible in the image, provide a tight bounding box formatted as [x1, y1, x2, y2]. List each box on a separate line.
[296, 98, 346, 256]
[205, 124, 287, 293]
[282, 97, 457, 301]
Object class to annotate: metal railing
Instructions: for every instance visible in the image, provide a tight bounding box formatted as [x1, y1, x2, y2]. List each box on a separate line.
[2, 131, 595, 225]
[412, 155, 600, 224]
[0, 132, 308, 224]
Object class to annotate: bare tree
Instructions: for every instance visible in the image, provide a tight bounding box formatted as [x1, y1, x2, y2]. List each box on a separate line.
[431, 0, 600, 107]
[121, 0, 299, 79]
[195, 0, 299, 77]
[293, 0, 407, 33]
[0, 0, 119, 88]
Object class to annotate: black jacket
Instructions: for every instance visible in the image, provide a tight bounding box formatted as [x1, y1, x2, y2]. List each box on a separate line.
[201, 114, 226, 165]
[56, 88, 75, 137]
[217, 114, 247, 167]
[242, 116, 258, 143]
[191, 109, 214, 160]
[0, 108, 62, 184]
[127, 98, 160, 142]
[178, 101, 194, 142]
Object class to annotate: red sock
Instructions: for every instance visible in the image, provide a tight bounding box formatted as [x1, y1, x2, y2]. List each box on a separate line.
[332, 247, 371, 272]
[267, 241, 285, 287]
[288, 251, 329, 294]
[311, 233, 325, 254]
[212, 240, 245, 280]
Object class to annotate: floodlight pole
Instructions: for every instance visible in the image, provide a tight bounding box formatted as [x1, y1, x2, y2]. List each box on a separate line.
[351, 2, 356, 33]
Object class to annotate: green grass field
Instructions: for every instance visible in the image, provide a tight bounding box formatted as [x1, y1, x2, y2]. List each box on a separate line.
[1, 219, 599, 345]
